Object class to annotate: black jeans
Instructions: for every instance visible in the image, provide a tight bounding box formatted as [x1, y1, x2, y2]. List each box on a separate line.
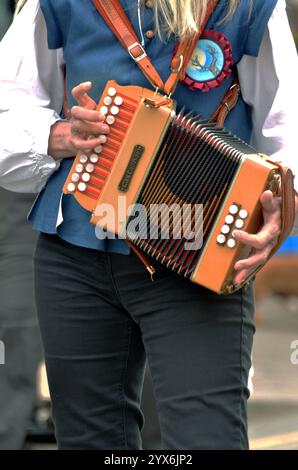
[34, 233, 255, 450]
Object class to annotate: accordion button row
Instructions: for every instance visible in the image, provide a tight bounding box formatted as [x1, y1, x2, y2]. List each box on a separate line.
[228, 204, 248, 220]
[67, 88, 126, 195]
[217, 204, 249, 249]
[216, 234, 237, 248]
[67, 180, 86, 194]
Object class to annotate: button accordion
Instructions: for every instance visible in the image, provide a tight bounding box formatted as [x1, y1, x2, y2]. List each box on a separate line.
[63, 80, 282, 294]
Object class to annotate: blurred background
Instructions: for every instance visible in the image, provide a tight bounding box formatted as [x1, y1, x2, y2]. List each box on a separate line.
[0, 0, 298, 451]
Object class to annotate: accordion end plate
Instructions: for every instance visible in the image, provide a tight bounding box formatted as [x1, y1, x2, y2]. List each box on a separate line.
[221, 280, 246, 295]
[221, 280, 237, 295]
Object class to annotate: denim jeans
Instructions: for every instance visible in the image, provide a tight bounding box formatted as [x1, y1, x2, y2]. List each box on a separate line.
[34, 233, 255, 450]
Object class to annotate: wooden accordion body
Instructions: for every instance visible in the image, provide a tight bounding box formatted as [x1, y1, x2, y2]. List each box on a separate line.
[63, 80, 280, 294]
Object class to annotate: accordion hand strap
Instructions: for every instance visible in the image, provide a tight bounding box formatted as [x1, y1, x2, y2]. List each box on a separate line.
[267, 163, 296, 256]
[92, 0, 218, 95]
[244, 164, 296, 286]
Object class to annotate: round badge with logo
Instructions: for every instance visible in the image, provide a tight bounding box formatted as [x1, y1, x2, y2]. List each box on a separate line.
[180, 30, 234, 92]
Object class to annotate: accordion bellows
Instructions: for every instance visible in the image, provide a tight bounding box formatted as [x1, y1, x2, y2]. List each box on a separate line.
[63, 81, 280, 294]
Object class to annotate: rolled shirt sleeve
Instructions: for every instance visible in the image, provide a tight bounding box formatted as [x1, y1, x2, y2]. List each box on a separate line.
[0, 0, 65, 193]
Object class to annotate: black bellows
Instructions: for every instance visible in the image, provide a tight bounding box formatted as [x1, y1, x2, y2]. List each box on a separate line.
[127, 111, 253, 278]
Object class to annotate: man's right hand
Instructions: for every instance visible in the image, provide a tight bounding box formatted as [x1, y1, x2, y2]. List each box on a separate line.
[48, 81, 110, 159]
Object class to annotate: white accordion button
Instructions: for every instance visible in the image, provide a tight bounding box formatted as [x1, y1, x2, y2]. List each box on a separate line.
[71, 173, 80, 183]
[235, 219, 245, 229]
[106, 115, 115, 125]
[110, 106, 119, 116]
[90, 154, 99, 163]
[227, 238, 237, 249]
[75, 164, 84, 173]
[114, 96, 123, 106]
[100, 135, 107, 144]
[239, 209, 248, 219]
[67, 183, 76, 193]
[86, 163, 95, 173]
[100, 106, 109, 115]
[82, 173, 91, 182]
[104, 96, 113, 106]
[229, 204, 239, 215]
[217, 234, 226, 245]
[108, 87, 117, 97]
[79, 154, 89, 164]
[225, 215, 234, 225]
[78, 182, 87, 192]
[94, 145, 103, 154]
[221, 225, 230, 235]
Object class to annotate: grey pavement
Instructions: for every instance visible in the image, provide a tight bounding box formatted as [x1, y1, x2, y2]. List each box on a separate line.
[248, 295, 298, 450]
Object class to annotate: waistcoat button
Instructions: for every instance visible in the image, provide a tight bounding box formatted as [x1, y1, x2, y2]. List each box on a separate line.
[145, 29, 155, 39]
[145, 0, 154, 8]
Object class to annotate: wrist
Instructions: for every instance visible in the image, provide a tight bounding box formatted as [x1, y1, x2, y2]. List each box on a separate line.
[48, 120, 76, 159]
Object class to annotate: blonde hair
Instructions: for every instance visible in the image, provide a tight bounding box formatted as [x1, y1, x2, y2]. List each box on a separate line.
[153, 0, 239, 39]
[14, 0, 27, 16]
[15, 0, 240, 37]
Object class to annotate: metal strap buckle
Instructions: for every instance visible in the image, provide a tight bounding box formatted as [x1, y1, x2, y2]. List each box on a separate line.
[127, 42, 147, 62]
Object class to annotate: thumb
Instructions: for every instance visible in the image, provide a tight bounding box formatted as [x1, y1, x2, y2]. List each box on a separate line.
[71, 81, 97, 110]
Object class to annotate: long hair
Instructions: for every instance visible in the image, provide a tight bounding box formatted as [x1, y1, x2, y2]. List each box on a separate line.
[14, 0, 240, 37]
[152, 0, 240, 38]
[14, 0, 27, 16]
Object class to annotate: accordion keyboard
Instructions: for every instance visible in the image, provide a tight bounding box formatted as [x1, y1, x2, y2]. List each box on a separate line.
[63, 83, 139, 211]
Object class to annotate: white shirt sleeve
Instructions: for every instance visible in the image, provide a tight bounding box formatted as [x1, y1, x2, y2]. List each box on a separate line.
[237, 0, 298, 192]
[0, 0, 65, 193]
[0, 0, 297, 196]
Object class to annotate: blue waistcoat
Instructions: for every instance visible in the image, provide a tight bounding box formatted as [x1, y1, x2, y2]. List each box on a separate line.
[29, 0, 278, 253]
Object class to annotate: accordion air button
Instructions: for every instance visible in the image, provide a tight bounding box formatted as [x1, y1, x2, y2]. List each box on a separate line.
[82, 173, 91, 182]
[100, 106, 109, 115]
[221, 225, 230, 235]
[75, 164, 84, 173]
[114, 96, 123, 106]
[229, 204, 239, 215]
[225, 215, 234, 225]
[78, 182, 87, 192]
[90, 154, 99, 163]
[104, 96, 113, 106]
[79, 154, 89, 164]
[86, 163, 95, 173]
[108, 87, 117, 97]
[94, 145, 103, 153]
[217, 234, 226, 245]
[239, 209, 248, 219]
[110, 106, 119, 115]
[227, 238, 237, 249]
[235, 219, 245, 229]
[71, 173, 80, 183]
[67, 183, 76, 193]
[106, 115, 115, 125]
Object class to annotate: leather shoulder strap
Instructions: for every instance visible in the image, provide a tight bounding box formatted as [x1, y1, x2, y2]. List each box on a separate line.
[164, 0, 218, 96]
[92, 0, 164, 90]
[92, 0, 218, 95]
